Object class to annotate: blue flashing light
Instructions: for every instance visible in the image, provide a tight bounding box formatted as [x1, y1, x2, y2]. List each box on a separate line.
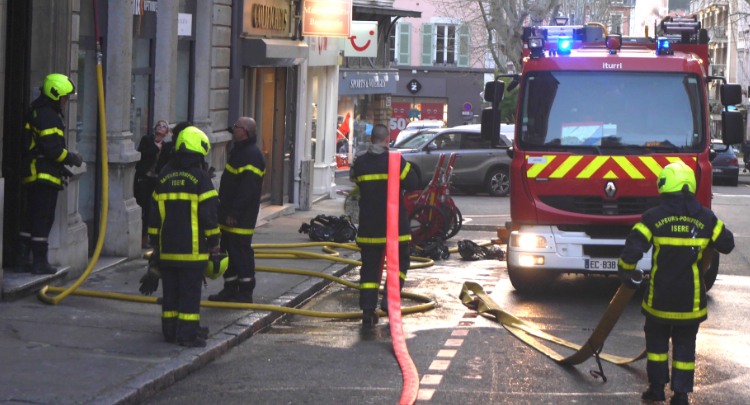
[558, 37, 572, 54]
[656, 38, 672, 55]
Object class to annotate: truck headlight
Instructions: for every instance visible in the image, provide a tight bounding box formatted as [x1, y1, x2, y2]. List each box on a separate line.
[519, 255, 545, 266]
[514, 234, 548, 249]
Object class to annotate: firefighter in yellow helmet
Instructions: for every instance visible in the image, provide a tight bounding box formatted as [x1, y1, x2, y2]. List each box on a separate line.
[147, 126, 220, 347]
[16, 74, 84, 274]
[618, 161, 734, 405]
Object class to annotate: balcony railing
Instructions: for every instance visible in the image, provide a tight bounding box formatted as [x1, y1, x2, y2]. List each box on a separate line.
[708, 26, 727, 41]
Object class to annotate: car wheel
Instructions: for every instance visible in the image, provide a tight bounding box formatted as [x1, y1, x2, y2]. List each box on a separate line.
[486, 168, 510, 197]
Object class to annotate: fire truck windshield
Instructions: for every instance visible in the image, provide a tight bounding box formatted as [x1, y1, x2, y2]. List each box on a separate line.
[518, 71, 705, 153]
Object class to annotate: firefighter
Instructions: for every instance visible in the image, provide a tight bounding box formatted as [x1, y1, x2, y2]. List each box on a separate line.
[148, 126, 220, 347]
[618, 161, 734, 405]
[208, 117, 265, 304]
[17, 74, 84, 274]
[349, 124, 418, 326]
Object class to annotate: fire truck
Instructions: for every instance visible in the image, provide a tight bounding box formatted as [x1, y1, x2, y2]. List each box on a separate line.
[481, 17, 745, 292]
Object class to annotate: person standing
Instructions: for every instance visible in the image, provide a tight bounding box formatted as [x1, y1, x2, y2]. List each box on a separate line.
[209, 117, 265, 304]
[349, 124, 418, 326]
[134, 120, 169, 248]
[148, 126, 220, 347]
[17, 74, 83, 274]
[618, 161, 734, 405]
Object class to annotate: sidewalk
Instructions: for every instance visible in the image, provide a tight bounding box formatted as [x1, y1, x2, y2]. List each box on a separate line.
[0, 199, 359, 405]
[739, 158, 750, 185]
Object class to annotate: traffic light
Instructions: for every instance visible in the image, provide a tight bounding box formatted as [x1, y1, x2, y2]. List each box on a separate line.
[481, 80, 505, 146]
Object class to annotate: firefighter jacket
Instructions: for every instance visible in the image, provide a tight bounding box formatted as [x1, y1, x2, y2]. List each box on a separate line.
[21, 95, 79, 189]
[218, 138, 265, 236]
[148, 153, 220, 270]
[618, 194, 734, 325]
[350, 144, 418, 245]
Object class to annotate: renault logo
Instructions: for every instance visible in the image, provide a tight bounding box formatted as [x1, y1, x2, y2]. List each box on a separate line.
[605, 181, 617, 198]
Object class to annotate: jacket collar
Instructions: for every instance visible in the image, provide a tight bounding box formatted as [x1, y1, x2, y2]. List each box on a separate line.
[660, 193, 702, 216]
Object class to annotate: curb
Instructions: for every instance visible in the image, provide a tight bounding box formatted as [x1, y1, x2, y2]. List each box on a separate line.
[460, 224, 501, 232]
[85, 258, 358, 405]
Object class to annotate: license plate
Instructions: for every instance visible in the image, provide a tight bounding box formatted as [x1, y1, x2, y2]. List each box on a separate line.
[584, 259, 618, 270]
[713, 168, 722, 173]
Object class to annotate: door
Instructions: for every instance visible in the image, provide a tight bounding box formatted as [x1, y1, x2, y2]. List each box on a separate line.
[259, 68, 275, 198]
[454, 131, 493, 186]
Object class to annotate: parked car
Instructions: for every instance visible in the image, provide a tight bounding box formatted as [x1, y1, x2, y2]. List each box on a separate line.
[393, 120, 447, 145]
[711, 140, 739, 186]
[393, 125, 514, 196]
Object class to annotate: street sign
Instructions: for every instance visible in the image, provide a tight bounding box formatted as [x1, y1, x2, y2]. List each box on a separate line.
[462, 102, 472, 116]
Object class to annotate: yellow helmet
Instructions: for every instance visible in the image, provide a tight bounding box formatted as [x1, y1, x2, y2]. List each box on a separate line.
[657, 161, 696, 194]
[43, 74, 75, 101]
[204, 254, 228, 280]
[175, 126, 211, 156]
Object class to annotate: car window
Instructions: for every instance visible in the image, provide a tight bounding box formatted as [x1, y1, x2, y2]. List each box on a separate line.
[394, 131, 438, 148]
[460, 133, 491, 150]
[428, 133, 461, 150]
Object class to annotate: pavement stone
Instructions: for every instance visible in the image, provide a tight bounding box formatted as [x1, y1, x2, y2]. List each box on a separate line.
[0, 199, 360, 405]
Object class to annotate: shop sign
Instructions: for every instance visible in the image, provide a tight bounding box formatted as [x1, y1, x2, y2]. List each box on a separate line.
[338, 71, 397, 95]
[350, 77, 386, 89]
[308, 36, 340, 66]
[390, 101, 411, 140]
[302, 0, 353, 38]
[243, 0, 292, 38]
[343, 22, 378, 57]
[407, 79, 421, 94]
[178, 13, 192, 36]
[462, 102, 472, 116]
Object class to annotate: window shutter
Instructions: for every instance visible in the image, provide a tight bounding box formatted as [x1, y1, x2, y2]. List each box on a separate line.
[457, 24, 470, 67]
[397, 23, 411, 66]
[421, 23, 434, 66]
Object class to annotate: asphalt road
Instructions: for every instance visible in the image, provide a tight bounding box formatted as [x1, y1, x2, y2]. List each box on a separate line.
[147, 189, 750, 405]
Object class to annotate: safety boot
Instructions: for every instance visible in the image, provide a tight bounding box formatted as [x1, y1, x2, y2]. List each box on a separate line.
[670, 393, 689, 405]
[30, 243, 57, 275]
[198, 326, 209, 340]
[13, 241, 33, 273]
[208, 280, 238, 302]
[179, 336, 207, 348]
[362, 309, 379, 326]
[162, 318, 178, 343]
[230, 279, 255, 304]
[642, 384, 666, 402]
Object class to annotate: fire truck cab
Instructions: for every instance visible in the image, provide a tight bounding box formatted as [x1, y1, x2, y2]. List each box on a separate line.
[482, 17, 745, 292]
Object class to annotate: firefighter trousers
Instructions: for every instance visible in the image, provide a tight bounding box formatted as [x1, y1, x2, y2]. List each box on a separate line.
[161, 266, 203, 343]
[19, 183, 59, 261]
[358, 244, 410, 311]
[644, 318, 700, 393]
[221, 233, 255, 285]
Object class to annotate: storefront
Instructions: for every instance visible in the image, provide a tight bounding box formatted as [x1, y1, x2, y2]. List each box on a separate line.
[232, 0, 307, 206]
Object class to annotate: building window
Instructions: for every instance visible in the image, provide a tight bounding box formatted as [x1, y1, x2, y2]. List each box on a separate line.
[389, 25, 397, 63]
[611, 14, 622, 35]
[435, 24, 456, 65]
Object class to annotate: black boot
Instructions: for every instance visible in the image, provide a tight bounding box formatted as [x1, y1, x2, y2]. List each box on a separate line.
[179, 336, 206, 347]
[642, 384, 666, 402]
[198, 326, 209, 340]
[13, 240, 33, 273]
[362, 309, 379, 326]
[208, 280, 238, 302]
[177, 321, 206, 347]
[670, 393, 689, 405]
[231, 279, 255, 303]
[31, 242, 57, 275]
[162, 318, 178, 343]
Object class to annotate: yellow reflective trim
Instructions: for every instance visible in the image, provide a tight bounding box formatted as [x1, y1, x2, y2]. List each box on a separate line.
[602, 170, 618, 179]
[22, 159, 38, 184]
[526, 155, 556, 178]
[712, 220, 724, 242]
[693, 250, 702, 312]
[198, 190, 218, 202]
[39, 127, 64, 137]
[160, 253, 210, 261]
[576, 156, 609, 178]
[205, 227, 220, 237]
[633, 222, 652, 242]
[225, 163, 265, 177]
[356, 235, 412, 244]
[549, 156, 583, 178]
[653, 237, 709, 247]
[22, 159, 62, 185]
[155, 192, 198, 201]
[360, 282, 380, 290]
[399, 271, 406, 280]
[356, 173, 389, 182]
[147, 227, 159, 235]
[642, 301, 707, 320]
[647, 352, 668, 362]
[666, 157, 683, 164]
[613, 156, 645, 179]
[400, 162, 411, 180]
[648, 246, 660, 307]
[673, 361, 695, 371]
[162, 311, 178, 318]
[619, 258, 637, 270]
[191, 200, 199, 257]
[56, 149, 68, 163]
[219, 224, 255, 235]
[178, 313, 200, 321]
[639, 156, 664, 176]
[37, 173, 62, 185]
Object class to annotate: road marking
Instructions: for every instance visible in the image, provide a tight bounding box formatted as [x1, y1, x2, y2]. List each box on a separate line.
[421, 375, 443, 385]
[463, 214, 511, 218]
[445, 339, 464, 347]
[437, 350, 457, 358]
[458, 321, 474, 326]
[417, 388, 435, 401]
[713, 193, 750, 197]
[429, 360, 451, 371]
[451, 329, 469, 337]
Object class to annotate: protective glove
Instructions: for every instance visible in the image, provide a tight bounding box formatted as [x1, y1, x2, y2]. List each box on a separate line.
[139, 252, 161, 295]
[71, 152, 84, 167]
[619, 269, 643, 290]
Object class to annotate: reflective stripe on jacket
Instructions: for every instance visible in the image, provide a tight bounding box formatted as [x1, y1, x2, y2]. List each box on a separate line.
[218, 138, 265, 235]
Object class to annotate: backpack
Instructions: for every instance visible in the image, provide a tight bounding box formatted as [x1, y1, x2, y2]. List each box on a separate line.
[299, 215, 357, 243]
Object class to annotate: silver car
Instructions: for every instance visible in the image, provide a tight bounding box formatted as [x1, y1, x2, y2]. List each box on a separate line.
[393, 125, 513, 196]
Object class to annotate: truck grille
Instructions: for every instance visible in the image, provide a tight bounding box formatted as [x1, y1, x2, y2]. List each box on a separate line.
[557, 225, 633, 239]
[583, 245, 625, 258]
[539, 196, 660, 216]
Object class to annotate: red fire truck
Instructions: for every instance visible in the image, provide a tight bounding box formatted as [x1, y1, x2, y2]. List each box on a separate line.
[481, 17, 745, 292]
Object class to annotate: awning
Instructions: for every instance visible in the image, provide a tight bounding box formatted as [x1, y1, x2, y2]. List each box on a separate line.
[240, 38, 308, 67]
[353, 5, 421, 19]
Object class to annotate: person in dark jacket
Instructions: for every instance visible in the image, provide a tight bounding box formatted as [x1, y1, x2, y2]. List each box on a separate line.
[155, 121, 191, 174]
[208, 117, 265, 304]
[148, 126, 220, 347]
[17, 74, 83, 274]
[349, 124, 418, 326]
[135, 120, 169, 248]
[618, 161, 734, 405]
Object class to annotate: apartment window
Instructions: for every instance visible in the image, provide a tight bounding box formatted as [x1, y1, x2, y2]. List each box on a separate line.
[389, 26, 397, 63]
[435, 24, 456, 65]
[611, 14, 622, 35]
